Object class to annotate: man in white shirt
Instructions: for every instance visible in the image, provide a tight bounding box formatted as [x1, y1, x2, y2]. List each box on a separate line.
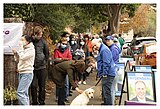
[131, 81, 153, 102]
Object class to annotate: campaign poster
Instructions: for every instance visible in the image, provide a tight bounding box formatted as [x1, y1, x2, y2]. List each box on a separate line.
[126, 72, 155, 103]
[115, 62, 125, 96]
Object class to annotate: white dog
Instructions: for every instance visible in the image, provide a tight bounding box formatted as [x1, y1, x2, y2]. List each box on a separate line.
[70, 88, 95, 106]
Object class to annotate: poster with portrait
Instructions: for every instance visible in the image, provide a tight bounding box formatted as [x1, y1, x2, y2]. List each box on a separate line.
[126, 71, 156, 103]
[115, 62, 125, 96]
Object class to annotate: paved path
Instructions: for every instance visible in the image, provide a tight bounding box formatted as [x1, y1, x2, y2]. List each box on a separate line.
[45, 71, 103, 105]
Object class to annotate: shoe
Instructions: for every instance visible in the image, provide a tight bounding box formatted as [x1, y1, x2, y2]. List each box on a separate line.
[82, 81, 86, 85]
[101, 103, 105, 105]
[69, 93, 72, 96]
[31, 102, 38, 105]
[39, 103, 45, 105]
[69, 90, 73, 93]
[55, 98, 58, 102]
[78, 81, 82, 84]
[71, 87, 76, 90]
[65, 98, 70, 103]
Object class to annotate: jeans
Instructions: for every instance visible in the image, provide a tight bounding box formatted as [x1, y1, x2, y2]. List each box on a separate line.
[102, 76, 115, 105]
[111, 65, 120, 105]
[56, 75, 69, 99]
[78, 72, 87, 81]
[17, 73, 33, 105]
[64, 75, 69, 98]
[111, 73, 119, 105]
[58, 86, 66, 105]
[31, 69, 47, 105]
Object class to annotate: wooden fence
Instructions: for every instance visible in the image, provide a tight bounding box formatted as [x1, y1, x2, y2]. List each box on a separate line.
[4, 54, 18, 88]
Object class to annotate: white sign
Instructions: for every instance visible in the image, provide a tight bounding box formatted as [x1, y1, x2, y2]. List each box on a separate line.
[3, 23, 24, 54]
[146, 44, 156, 54]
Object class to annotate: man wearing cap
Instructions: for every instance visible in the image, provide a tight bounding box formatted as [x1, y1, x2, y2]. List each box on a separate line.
[91, 38, 116, 105]
[105, 36, 121, 64]
[105, 36, 121, 105]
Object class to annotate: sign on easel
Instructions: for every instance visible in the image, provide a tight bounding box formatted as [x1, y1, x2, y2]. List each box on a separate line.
[118, 58, 134, 105]
[119, 71, 156, 105]
[126, 71, 156, 102]
[115, 62, 125, 97]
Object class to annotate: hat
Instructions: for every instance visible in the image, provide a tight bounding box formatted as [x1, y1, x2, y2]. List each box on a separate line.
[105, 36, 114, 40]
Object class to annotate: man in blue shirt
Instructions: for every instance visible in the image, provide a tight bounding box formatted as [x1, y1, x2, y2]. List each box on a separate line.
[105, 36, 121, 64]
[105, 35, 121, 105]
[91, 38, 116, 105]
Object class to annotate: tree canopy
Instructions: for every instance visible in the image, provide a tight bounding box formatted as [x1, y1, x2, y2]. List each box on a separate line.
[4, 3, 156, 38]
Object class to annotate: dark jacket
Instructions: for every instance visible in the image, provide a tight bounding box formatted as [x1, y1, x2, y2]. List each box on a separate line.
[97, 43, 116, 77]
[131, 96, 154, 102]
[70, 43, 78, 59]
[51, 60, 85, 88]
[33, 38, 49, 70]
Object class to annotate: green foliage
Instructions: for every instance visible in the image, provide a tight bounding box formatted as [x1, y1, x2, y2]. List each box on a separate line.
[3, 86, 18, 104]
[4, 3, 33, 21]
[3, 3, 142, 39]
[32, 4, 79, 39]
[122, 4, 140, 17]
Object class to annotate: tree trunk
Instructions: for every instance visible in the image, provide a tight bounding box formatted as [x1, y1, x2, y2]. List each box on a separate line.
[106, 4, 122, 34]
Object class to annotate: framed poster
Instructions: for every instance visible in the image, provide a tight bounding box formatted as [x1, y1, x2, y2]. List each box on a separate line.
[126, 71, 156, 103]
[115, 62, 125, 96]
[132, 65, 152, 72]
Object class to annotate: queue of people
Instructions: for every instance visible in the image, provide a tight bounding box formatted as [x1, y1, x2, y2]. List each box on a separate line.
[12, 26, 126, 105]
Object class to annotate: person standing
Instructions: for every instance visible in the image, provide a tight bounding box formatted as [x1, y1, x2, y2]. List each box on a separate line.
[91, 38, 116, 105]
[105, 36, 121, 105]
[31, 26, 49, 105]
[12, 35, 35, 105]
[76, 39, 87, 85]
[118, 34, 125, 50]
[83, 34, 93, 57]
[105, 36, 121, 64]
[53, 37, 72, 102]
[69, 34, 78, 57]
